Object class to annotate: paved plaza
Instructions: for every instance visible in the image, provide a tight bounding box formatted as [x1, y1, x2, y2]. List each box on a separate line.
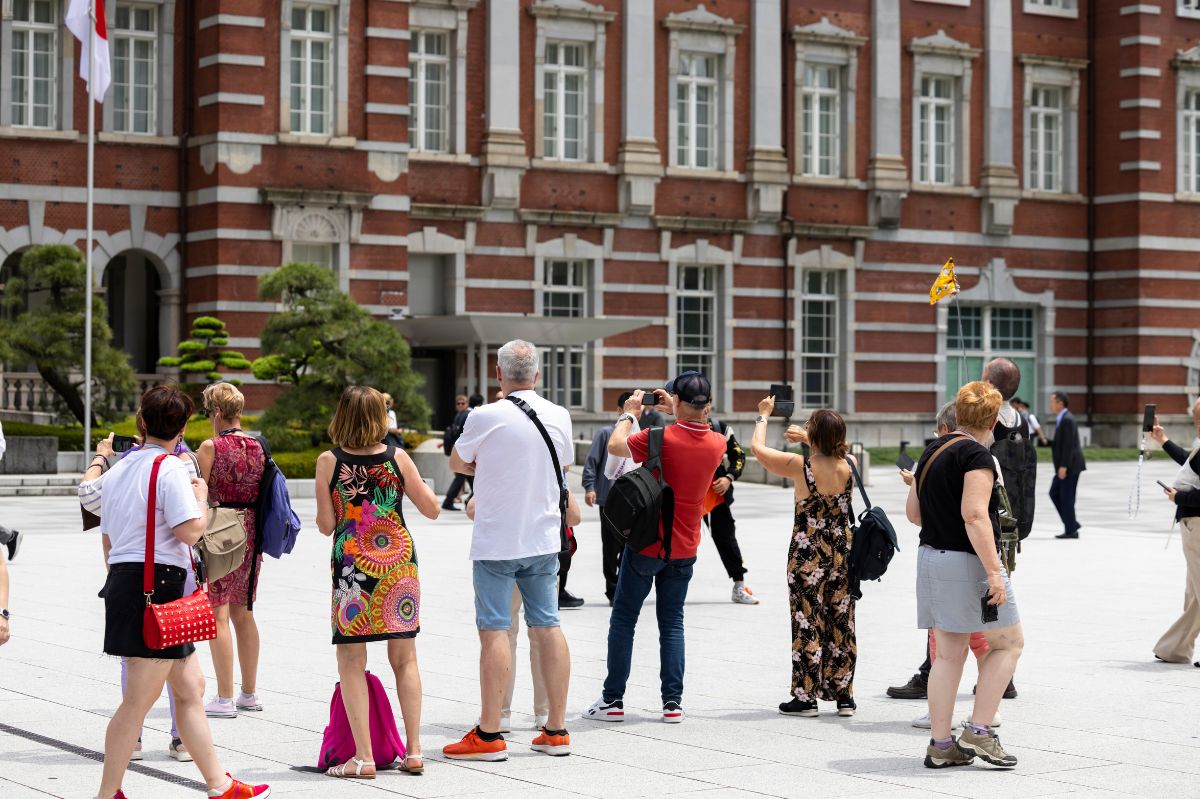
[0, 458, 1198, 799]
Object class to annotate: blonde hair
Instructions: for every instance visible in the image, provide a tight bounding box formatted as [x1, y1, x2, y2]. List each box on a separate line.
[202, 382, 245, 420]
[328, 385, 389, 449]
[955, 380, 1003, 430]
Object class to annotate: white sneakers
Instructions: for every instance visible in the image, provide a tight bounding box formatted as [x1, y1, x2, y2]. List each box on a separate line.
[204, 697, 237, 719]
[731, 582, 760, 605]
[581, 697, 625, 722]
[912, 711, 1002, 729]
[235, 692, 263, 712]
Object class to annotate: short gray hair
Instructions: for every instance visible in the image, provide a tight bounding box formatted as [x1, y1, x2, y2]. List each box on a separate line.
[936, 400, 957, 432]
[497, 339, 539, 385]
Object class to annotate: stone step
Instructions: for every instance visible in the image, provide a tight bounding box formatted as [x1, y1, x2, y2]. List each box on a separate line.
[0, 486, 77, 497]
[0, 475, 80, 487]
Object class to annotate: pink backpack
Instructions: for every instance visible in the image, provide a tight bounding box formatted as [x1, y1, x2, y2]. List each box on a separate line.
[318, 671, 406, 769]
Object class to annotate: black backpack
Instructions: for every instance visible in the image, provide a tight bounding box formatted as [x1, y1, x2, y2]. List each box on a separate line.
[602, 427, 676, 560]
[990, 412, 1037, 540]
[846, 458, 899, 596]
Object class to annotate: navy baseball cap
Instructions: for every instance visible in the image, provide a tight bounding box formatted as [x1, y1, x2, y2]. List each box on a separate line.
[665, 370, 712, 408]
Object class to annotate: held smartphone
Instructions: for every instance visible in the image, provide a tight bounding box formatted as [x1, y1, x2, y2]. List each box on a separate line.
[768, 384, 794, 418]
[981, 595, 999, 624]
[1143, 403, 1157, 432]
[112, 435, 138, 453]
[896, 452, 916, 471]
[1157, 479, 1171, 490]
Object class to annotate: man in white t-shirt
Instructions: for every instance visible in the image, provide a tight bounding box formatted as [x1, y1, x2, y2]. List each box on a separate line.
[443, 339, 574, 761]
[0, 419, 21, 561]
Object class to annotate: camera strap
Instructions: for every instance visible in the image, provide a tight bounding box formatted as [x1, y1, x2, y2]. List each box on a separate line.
[1128, 431, 1145, 519]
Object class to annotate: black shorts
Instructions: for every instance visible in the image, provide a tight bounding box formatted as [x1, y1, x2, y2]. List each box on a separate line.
[103, 563, 196, 660]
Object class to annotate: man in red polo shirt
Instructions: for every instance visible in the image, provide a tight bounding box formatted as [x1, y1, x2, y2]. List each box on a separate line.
[581, 371, 726, 724]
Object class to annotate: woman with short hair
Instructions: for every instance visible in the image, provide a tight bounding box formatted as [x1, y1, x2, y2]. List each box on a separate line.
[906, 380, 1024, 770]
[196, 382, 267, 719]
[751, 401, 858, 718]
[315, 386, 440, 778]
[97, 386, 269, 799]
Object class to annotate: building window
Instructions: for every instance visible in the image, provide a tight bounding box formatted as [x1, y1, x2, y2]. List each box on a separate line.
[543, 348, 584, 408]
[1184, 91, 1200, 194]
[1028, 86, 1063, 192]
[800, 270, 838, 408]
[917, 76, 955, 185]
[288, 4, 334, 135]
[11, 0, 58, 129]
[1182, 0, 1200, 17]
[675, 53, 718, 170]
[410, 29, 450, 153]
[676, 265, 717, 376]
[801, 65, 841, 178]
[1025, 0, 1078, 14]
[543, 42, 589, 161]
[946, 305, 1037, 401]
[111, 3, 158, 134]
[543, 260, 587, 317]
[292, 242, 335, 270]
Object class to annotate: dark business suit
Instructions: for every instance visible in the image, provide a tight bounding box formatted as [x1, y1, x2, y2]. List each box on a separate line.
[1050, 409, 1087, 535]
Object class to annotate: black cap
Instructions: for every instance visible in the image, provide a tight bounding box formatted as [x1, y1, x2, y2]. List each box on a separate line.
[665, 370, 711, 408]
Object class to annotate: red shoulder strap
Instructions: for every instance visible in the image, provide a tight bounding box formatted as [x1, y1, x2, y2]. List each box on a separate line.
[144, 454, 169, 595]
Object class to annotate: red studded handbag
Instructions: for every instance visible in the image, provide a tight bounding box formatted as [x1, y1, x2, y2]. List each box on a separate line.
[142, 454, 217, 650]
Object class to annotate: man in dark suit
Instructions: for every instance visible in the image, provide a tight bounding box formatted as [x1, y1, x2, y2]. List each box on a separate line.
[1049, 391, 1087, 539]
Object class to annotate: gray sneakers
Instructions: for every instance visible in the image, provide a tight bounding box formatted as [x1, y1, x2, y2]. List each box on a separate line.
[924, 737, 974, 769]
[957, 728, 1018, 767]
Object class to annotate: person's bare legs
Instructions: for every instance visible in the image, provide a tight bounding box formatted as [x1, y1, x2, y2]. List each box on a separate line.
[387, 638, 422, 759]
[210, 603, 235, 700]
[529, 623, 548, 720]
[335, 643, 376, 771]
[99, 657, 172, 798]
[971, 623, 1024, 727]
[501, 588, 522, 721]
[479, 630, 511, 732]
[230, 605, 260, 695]
[927, 629, 970, 741]
[165, 654, 228, 790]
[528, 626, 570, 731]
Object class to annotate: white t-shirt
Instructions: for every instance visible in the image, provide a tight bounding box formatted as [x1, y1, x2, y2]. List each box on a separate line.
[453, 389, 573, 561]
[0, 419, 6, 462]
[102, 447, 203, 570]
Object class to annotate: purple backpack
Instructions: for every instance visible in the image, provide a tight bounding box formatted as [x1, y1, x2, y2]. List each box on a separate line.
[318, 672, 406, 769]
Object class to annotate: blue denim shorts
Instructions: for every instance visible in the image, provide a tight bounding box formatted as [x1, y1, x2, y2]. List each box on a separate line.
[472, 553, 561, 631]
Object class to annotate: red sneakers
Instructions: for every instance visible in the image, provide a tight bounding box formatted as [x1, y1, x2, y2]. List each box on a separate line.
[208, 775, 271, 798]
[442, 727, 508, 761]
[531, 728, 571, 756]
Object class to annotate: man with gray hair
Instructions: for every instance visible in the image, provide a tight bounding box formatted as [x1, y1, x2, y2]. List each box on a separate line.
[445, 339, 575, 760]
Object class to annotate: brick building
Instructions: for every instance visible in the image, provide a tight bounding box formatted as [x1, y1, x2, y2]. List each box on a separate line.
[1, 0, 1198, 442]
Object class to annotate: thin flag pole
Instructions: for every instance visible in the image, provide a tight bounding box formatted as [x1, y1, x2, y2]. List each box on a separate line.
[83, 0, 96, 460]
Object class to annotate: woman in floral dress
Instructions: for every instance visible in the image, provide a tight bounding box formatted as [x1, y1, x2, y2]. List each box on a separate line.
[750, 399, 858, 718]
[315, 386, 440, 779]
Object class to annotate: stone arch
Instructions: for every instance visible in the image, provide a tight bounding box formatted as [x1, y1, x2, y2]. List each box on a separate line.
[100, 247, 181, 374]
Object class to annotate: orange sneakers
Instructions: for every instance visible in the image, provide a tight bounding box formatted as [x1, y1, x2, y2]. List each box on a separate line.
[442, 727, 508, 761]
[531, 728, 571, 756]
[208, 775, 271, 798]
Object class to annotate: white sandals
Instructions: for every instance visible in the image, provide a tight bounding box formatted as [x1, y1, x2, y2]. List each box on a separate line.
[325, 757, 376, 779]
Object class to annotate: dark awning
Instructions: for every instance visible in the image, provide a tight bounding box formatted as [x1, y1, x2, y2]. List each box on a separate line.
[389, 314, 651, 348]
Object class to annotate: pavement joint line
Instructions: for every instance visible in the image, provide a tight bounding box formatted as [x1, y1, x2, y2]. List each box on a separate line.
[0, 774, 61, 798]
[0, 722, 208, 792]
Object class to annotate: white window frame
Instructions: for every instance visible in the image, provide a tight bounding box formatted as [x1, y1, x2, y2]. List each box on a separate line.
[541, 258, 589, 317]
[409, 29, 451, 153]
[910, 31, 979, 190]
[675, 264, 719, 379]
[8, 0, 60, 130]
[793, 247, 854, 413]
[1184, 90, 1200, 195]
[291, 241, 336, 271]
[791, 17, 865, 184]
[109, 3, 158, 135]
[945, 305, 1038, 402]
[1024, 0, 1079, 19]
[531, 236, 604, 410]
[1176, 46, 1200, 198]
[541, 41, 590, 162]
[1181, 0, 1200, 20]
[279, 0, 349, 139]
[287, 3, 334, 135]
[798, 269, 839, 409]
[801, 65, 841, 178]
[409, 1, 478, 159]
[529, 0, 612, 168]
[1028, 85, 1063, 193]
[103, 0, 175, 139]
[1021, 55, 1084, 197]
[916, 75, 956, 185]
[664, 7, 742, 176]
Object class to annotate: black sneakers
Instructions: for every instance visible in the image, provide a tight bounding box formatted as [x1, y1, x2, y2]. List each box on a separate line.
[887, 673, 928, 699]
[836, 697, 856, 717]
[558, 590, 584, 609]
[4, 528, 21, 562]
[778, 698, 818, 717]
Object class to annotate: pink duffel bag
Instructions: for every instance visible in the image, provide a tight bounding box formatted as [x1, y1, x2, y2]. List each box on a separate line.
[318, 671, 406, 769]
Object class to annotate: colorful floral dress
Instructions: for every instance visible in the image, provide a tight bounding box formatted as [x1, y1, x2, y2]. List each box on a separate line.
[329, 446, 420, 643]
[788, 458, 857, 702]
[208, 433, 265, 607]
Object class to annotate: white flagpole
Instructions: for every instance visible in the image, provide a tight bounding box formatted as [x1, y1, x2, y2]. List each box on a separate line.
[83, 0, 96, 460]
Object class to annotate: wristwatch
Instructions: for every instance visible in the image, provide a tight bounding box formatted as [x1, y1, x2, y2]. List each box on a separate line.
[755, 415, 768, 424]
[617, 413, 637, 425]
[0, 609, 10, 620]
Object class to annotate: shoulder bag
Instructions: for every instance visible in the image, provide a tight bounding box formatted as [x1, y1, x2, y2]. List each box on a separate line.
[143, 454, 218, 650]
[182, 448, 248, 584]
[846, 457, 899, 592]
[505, 396, 570, 553]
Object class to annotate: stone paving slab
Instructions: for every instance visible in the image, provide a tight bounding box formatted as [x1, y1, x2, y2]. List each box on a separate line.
[0, 460, 1198, 798]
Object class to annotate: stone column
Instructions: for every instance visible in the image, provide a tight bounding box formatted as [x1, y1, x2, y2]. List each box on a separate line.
[867, 0, 908, 227]
[481, 0, 529, 209]
[746, 0, 788, 222]
[616, 0, 662, 216]
[982, 0, 1020, 234]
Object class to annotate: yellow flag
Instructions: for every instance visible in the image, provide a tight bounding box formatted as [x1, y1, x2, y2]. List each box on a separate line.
[929, 258, 959, 305]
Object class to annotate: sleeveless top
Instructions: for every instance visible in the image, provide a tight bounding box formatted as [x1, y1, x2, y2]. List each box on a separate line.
[795, 457, 853, 529]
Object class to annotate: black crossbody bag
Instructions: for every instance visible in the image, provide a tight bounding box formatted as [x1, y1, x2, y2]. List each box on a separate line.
[506, 396, 570, 553]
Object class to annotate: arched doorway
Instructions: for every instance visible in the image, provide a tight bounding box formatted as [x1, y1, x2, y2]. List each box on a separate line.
[102, 251, 163, 373]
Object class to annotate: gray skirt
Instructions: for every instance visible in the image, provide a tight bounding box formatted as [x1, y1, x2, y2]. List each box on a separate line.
[916, 545, 1020, 633]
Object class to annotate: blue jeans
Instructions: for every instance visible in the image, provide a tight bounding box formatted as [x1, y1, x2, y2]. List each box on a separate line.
[472, 553, 561, 630]
[602, 546, 696, 704]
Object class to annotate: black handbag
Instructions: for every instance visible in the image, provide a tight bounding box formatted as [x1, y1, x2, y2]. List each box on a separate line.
[846, 457, 899, 597]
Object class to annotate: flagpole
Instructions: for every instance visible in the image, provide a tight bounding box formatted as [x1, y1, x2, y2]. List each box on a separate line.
[83, 0, 96, 460]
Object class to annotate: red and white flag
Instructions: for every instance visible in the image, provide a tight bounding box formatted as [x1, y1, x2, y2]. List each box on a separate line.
[66, 0, 111, 101]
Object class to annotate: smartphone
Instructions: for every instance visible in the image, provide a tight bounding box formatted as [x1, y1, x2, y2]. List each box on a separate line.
[641, 391, 659, 406]
[981, 595, 999, 624]
[769, 383, 794, 402]
[896, 452, 916, 471]
[1157, 479, 1171, 490]
[112, 435, 138, 453]
[772, 400, 796, 418]
[1143, 403, 1157, 432]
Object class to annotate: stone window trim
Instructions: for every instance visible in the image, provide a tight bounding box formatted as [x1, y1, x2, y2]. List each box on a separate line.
[101, 0, 176, 137]
[909, 30, 981, 190]
[278, 0, 350, 139]
[410, 0, 478, 156]
[262, 187, 373, 293]
[1181, 1, 1200, 20]
[0, 0, 75, 131]
[665, 235, 736, 410]
[530, 0, 615, 165]
[1024, 0, 1079, 19]
[790, 244, 858, 413]
[1019, 55, 1086, 197]
[664, 5, 744, 176]
[1174, 45, 1200, 198]
[791, 17, 866, 183]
